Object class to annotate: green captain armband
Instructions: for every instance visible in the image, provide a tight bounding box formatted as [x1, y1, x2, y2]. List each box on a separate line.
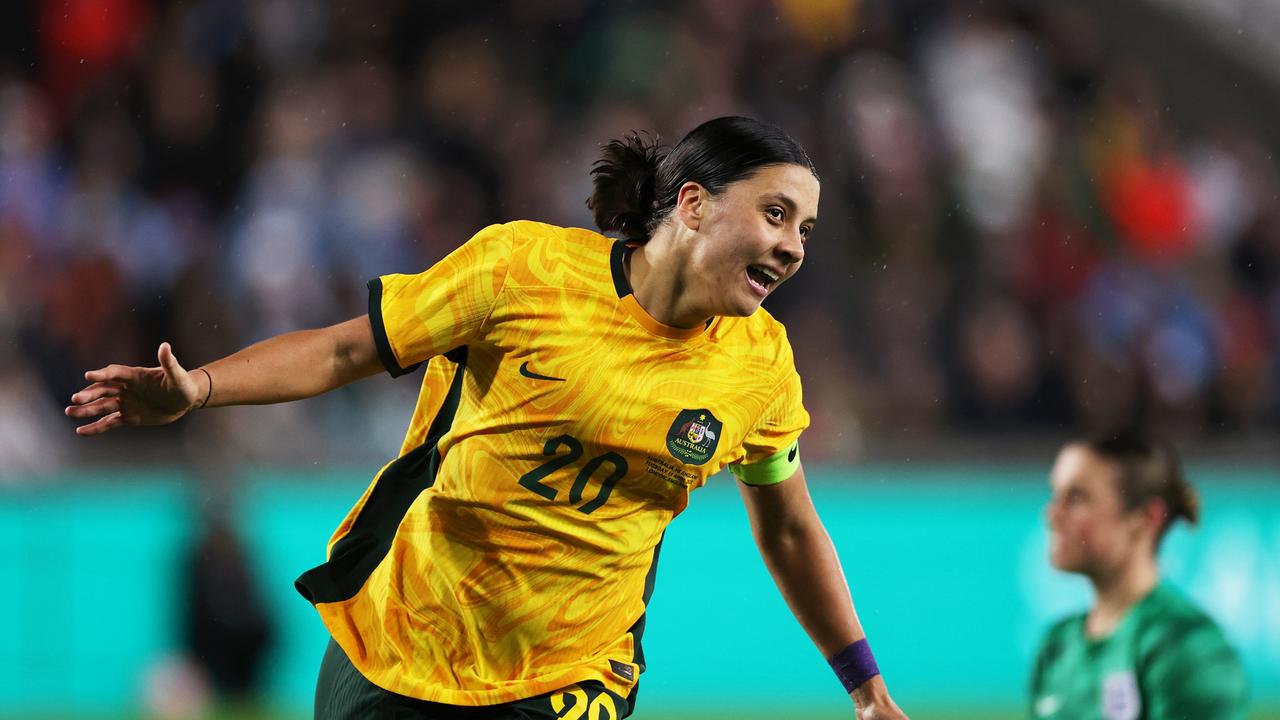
[729, 441, 800, 486]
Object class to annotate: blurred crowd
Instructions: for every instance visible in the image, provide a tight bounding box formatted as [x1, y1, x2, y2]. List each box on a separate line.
[2, 0, 1278, 474]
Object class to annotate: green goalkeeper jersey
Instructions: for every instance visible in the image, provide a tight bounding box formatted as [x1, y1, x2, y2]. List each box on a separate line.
[1030, 582, 1248, 720]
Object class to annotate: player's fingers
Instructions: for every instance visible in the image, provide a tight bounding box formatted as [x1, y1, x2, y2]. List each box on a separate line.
[84, 364, 138, 384]
[157, 342, 187, 381]
[74, 411, 123, 436]
[68, 382, 122, 406]
[65, 396, 121, 419]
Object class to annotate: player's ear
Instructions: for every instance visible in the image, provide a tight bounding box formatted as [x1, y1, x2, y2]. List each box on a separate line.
[1141, 498, 1168, 534]
[674, 181, 705, 232]
[1129, 498, 1167, 546]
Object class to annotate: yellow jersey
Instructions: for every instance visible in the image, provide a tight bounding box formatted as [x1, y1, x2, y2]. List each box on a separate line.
[296, 220, 809, 705]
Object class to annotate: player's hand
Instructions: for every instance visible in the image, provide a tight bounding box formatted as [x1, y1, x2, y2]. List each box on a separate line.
[65, 342, 204, 436]
[856, 697, 909, 720]
[852, 677, 908, 720]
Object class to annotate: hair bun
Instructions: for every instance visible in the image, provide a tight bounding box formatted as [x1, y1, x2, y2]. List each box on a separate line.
[587, 133, 665, 240]
[1174, 477, 1201, 526]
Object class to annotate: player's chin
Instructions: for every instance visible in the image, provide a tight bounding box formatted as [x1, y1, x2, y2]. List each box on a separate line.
[1048, 545, 1083, 573]
[727, 293, 765, 317]
[731, 281, 771, 315]
[1047, 538, 1066, 564]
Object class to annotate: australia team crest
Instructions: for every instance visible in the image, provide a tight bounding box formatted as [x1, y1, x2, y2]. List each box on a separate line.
[666, 409, 723, 466]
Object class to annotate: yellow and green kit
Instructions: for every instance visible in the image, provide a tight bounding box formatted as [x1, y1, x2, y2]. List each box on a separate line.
[296, 220, 809, 706]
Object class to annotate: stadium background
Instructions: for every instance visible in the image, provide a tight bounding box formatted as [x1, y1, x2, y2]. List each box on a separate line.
[1, 0, 1277, 718]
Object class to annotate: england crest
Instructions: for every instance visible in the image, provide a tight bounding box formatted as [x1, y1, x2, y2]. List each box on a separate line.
[666, 409, 723, 466]
[1101, 670, 1141, 720]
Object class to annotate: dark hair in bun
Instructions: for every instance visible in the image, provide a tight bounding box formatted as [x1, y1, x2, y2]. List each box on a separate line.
[1083, 431, 1201, 545]
[587, 132, 666, 241]
[587, 116, 817, 241]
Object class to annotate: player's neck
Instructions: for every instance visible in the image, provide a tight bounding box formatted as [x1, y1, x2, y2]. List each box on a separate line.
[1085, 556, 1158, 639]
[627, 238, 711, 329]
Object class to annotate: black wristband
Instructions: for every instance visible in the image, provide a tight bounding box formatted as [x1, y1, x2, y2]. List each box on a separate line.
[196, 368, 212, 409]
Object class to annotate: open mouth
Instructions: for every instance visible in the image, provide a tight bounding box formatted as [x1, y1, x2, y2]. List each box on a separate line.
[745, 265, 779, 296]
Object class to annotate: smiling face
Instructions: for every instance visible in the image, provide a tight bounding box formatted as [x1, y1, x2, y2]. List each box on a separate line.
[678, 163, 819, 320]
[1046, 444, 1150, 577]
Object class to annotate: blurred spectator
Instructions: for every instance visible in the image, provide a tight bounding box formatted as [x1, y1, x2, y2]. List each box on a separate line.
[921, 5, 1050, 237]
[1, 0, 1276, 468]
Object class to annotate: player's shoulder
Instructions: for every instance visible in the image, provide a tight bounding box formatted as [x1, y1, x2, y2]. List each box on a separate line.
[496, 220, 615, 292]
[497, 220, 612, 256]
[711, 305, 797, 369]
[1133, 584, 1238, 660]
[499, 219, 606, 246]
[1136, 583, 1223, 632]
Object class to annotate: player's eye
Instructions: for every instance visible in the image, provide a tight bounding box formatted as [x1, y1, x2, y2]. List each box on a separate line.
[800, 225, 811, 240]
[766, 207, 784, 222]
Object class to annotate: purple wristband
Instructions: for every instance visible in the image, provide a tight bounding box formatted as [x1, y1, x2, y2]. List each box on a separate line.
[828, 638, 880, 694]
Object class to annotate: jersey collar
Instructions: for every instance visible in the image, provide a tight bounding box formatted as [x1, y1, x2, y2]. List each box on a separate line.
[610, 240, 713, 342]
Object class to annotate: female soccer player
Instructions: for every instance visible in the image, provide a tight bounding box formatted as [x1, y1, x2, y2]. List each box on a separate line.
[66, 117, 907, 720]
[1031, 433, 1248, 719]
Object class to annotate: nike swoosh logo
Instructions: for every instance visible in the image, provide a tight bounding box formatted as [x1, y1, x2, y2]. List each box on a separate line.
[787, 444, 798, 462]
[519, 361, 565, 382]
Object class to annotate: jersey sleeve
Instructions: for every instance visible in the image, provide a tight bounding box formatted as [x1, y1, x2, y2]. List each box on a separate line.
[727, 360, 810, 486]
[1142, 622, 1249, 720]
[368, 223, 514, 376]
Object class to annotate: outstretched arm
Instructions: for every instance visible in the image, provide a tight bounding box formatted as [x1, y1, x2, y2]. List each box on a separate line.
[738, 463, 907, 719]
[66, 315, 383, 436]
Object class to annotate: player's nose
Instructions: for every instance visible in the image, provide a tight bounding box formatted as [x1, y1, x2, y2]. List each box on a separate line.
[775, 232, 804, 267]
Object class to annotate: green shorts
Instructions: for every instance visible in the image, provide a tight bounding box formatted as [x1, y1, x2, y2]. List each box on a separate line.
[314, 638, 635, 719]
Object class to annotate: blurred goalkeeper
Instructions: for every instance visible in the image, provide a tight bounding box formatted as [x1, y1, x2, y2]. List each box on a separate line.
[1031, 433, 1248, 719]
[66, 117, 906, 720]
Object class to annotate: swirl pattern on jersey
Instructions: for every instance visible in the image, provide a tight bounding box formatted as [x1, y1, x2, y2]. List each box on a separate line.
[297, 221, 809, 705]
